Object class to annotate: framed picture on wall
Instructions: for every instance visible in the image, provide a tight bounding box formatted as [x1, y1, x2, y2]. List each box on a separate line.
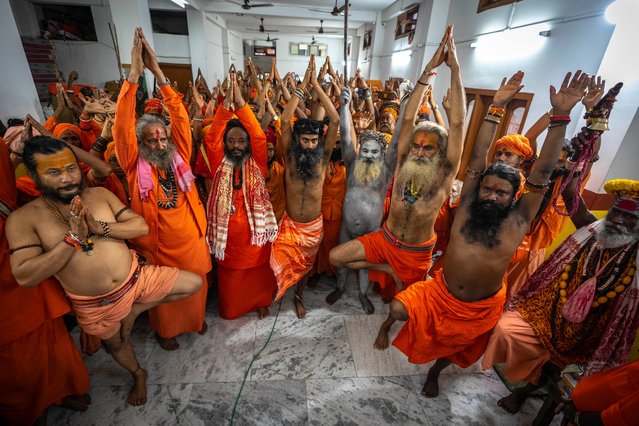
[363, 31, 372, 50]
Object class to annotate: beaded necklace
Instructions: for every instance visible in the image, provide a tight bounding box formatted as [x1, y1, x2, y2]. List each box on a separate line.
[157, 167, 177, 209]
[41, 195, 70, 225]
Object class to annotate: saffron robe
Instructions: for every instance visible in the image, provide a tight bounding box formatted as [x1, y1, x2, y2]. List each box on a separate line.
[314, 162, 346, 277]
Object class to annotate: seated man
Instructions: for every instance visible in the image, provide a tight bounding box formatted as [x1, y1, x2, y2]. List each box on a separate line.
[379, 68, 591, 397]
[482, 178, 639, 414]
[6, 137, 202, 406]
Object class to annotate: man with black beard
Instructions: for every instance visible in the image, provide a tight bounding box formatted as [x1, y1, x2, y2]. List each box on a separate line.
[374, 69, 592, 400]
[330, 27, 466, 320]
[203, 69, 278, 320]
[325, 86, 398, 314]
[483, 177, 639, 414]
[113, 28, 211, 351]
[269, 55, 340, 319]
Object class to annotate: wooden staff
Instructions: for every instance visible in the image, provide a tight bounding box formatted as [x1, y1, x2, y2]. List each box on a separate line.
[109, 23, 124, 81]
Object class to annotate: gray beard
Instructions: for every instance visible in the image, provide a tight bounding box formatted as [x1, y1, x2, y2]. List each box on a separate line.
[352, 156, 383, 185]
[138, 142, 176, 170]
[596, 221, 639, 248]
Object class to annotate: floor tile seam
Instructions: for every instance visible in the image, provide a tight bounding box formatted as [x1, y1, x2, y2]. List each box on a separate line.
[342, 314, 362, 379]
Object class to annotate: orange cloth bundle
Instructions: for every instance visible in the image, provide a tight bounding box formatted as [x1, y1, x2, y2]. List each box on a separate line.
[270, 213, 323, 301]
[393, 269, 507, 367]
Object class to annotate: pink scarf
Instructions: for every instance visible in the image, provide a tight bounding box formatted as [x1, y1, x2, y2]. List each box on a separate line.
[136, 153, 195, 201]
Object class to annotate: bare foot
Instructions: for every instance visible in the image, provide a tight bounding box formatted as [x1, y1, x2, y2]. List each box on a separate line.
[373, 325, 390, 350]
[359, 293, 375, 314]
[198, 321, 208, 335]
[257, 307, 269, 319]
[155, 334, 180, 351]
[497, 390, 528, 414]
[59, 393, 92, 412]
[294, 294, 307, 319]
[421, 369, 440, 398]
[325, 289, 344, 305]
[128, 368, 148, 406]
[307, 274, 320, 289]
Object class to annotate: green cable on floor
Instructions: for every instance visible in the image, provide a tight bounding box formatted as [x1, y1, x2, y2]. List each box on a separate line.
[228, 298, 283, 426]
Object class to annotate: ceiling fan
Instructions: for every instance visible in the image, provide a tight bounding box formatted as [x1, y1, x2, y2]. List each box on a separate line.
[306, 20, 339, 35]
[263, 33, 279, 42]
[246, 17, 279, 33]
[310, 35, 317, 45]
[309, 0, 350, 16]
[228, 0, 273, 10]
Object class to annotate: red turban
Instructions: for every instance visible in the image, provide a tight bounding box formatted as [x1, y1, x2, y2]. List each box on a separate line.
[53, 123, 81, 138]
[495, 134, 533, 160]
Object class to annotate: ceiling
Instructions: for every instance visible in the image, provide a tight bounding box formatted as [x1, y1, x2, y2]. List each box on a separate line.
[203, 0, 400, 35]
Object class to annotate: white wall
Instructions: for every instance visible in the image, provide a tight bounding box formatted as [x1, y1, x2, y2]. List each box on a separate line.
[154, 33, 191, 64]
[605, 107, 639, 182]
[2, 0, 44, 122]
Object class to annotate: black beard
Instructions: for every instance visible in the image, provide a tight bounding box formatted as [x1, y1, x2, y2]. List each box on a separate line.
[138, 141, 176, 169]
[330, 147, 342, 163]
[37, 175, 87, 204]
[291, 139, 323, 182]
[224, 144, 250, 167]
[461, 196, 512, 249]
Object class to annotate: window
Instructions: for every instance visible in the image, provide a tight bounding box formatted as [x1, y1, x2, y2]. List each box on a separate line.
[34, 3, 97, 41]
[150, 10, 189, 35]
[395, 6, 419, 43]
[290, 42, 327, 57]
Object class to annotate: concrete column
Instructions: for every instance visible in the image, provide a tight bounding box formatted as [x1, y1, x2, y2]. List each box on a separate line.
[109, 0, 155, 95]
[1, 0, 44, 122]
[368, 11, 385, 80]
[187, 9, 207, 82]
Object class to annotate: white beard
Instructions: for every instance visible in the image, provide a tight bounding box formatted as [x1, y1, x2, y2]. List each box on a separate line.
[353, 156, 383, 185]
[596, 220, 639, 248]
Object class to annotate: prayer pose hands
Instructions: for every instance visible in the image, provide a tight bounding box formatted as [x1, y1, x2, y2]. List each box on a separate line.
[550, 70, 591, 115]
[340, 87, 351, 107]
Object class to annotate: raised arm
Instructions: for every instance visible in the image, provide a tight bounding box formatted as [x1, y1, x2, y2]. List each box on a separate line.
[113, 28, 144, 174]
[459, 71, 525, 201]
[339, 87, 356, 165]
[310, 61, 339, 156]
[443, 30, 467, 175]
[518, 71, 591, 220]
[428, 87, 445, 127]
[396, 26, 450, 164]
[280, 59, 312, 154]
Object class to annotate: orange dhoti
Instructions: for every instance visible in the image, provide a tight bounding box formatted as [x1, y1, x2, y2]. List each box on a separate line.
[270, 212, 324, 301]
[572, 360, 639, 426]
[217, 187, 275, 320]
[218, 263, 276, 319]
[393, 270, 507, 367]
[481, 310, 552, 383]
[67, 251, 179, 340]
[358, 221, 436, 300]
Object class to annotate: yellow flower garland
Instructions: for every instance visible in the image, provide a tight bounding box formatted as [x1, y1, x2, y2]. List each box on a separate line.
[604, 179, 639, 199]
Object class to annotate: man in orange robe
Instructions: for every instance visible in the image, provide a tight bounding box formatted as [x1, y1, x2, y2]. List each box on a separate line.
[113, 29, 210, 351]
[313, 148, 346, 279]
[567, 360, 639, 426]
[204, 71, 277, 320]
[0, 141, 91, 425]
[265, 140, 286, 223]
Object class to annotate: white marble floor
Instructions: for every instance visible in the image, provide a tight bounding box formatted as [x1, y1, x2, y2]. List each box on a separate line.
[49, 274, 553, 426]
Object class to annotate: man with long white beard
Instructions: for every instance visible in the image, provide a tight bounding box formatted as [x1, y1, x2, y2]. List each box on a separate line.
[113, 28, 211, 351]
[330, 26, 466, 311]
[483, 178, 639, 414]
[325, 87, 398, 314]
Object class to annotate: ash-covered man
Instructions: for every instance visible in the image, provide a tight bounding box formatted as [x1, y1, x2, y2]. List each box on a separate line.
[269, 55, 340, 319]
[325, 85, 398, 314]
[6, 137, 202, 406]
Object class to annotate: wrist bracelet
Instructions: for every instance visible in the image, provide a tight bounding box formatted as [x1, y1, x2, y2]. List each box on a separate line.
[193, 117, 203, 122]
[63, 233, 81, 250]
[426, 71, 437, 77]
[417, 80, 429, 86]
[550, 115, 571, 121]
[488, 106, 505, 118]
[524, 179, 550, 194]
[98, 220, 111, 238]
[92, 137, 108, 153]
[79, 114, 92, 123]
[484, 115, 501, 124]
[158, 78, 171, 87]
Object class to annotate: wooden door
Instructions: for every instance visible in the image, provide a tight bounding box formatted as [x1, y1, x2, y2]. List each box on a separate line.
[158, 63, 193, 95]
[457, 88, 534, 179]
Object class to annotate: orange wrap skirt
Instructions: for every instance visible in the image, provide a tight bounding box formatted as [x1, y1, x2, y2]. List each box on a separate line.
[270, 212, 323, 301]
[393, 269, 507, 368]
